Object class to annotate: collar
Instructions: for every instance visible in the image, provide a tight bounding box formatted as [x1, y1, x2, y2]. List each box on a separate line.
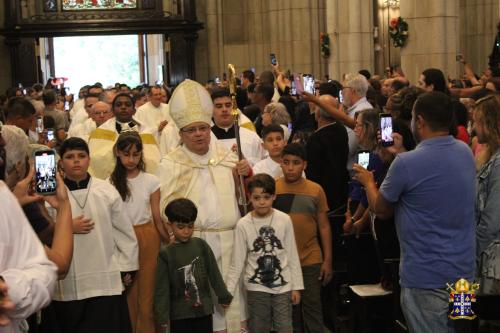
[116, 120, 138, 133]
[348, 97, 370, 113]
[416, 135, 455, 149]
[211, 124, 235, 139]
[64, 174, 91, 190]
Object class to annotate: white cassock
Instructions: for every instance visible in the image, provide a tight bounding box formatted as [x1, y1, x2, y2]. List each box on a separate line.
[134, 102, 172, 131]
[157, 142, 247, 332]
[158, 111, 256, 156]
[54, 177, 138, 301]
[88, 117, 161, 179]
[69, 100, 88, 132]
[68, 117, 96, 142]
[211, 125, 264, 166]
[69, 98, 84, 120]
[0, 182, 57, 333]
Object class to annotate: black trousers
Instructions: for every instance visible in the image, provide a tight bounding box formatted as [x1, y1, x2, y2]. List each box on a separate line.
[170, 315, 212, 333]
[40, 294, 132, 333]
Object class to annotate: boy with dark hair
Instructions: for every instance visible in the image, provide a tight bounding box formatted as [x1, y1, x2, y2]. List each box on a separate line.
[273, 143, 333, 333]
[226, 174, 303, 333]
[253, 124, 287, 178]
[48, 137, 139, 333]
[154, 198, 233, 333]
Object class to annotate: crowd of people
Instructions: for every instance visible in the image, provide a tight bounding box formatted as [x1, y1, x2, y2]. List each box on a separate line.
[0, 52, 499, 333]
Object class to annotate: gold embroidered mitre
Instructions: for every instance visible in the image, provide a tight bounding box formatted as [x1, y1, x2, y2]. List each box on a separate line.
[169, 79, 213, 129]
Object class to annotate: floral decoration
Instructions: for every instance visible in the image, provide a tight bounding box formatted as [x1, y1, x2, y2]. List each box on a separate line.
[320, 33, 330, 58]
[389, 17, 408, 48]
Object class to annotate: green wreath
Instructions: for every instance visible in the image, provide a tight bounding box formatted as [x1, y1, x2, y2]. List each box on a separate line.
[389, 17, 408, 48]
[320, 33, 330, 58]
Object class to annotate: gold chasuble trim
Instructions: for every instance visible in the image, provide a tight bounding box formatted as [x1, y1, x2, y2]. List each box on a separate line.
[89, 128, 117, 141]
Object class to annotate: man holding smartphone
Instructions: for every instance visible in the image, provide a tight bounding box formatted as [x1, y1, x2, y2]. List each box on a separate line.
[353, 92, 475, 332]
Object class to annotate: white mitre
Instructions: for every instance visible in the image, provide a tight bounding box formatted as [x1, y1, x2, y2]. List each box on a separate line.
[169, 79, 213, 129]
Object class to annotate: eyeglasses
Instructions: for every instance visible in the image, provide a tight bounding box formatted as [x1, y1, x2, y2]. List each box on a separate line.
[91, 111, 112, 116]
[181, 125, 211, 135]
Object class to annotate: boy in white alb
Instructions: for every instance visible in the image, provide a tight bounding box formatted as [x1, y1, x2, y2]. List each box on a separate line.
[253, 125, 305, 180]
[48, 137, 139, 333]
[225, 174, 303, 333]
[252, 124, 287, 179]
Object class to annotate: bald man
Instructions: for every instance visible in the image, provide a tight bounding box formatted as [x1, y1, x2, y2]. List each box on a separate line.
[68, 101, 113, 142]
[306, 94, 349, 212]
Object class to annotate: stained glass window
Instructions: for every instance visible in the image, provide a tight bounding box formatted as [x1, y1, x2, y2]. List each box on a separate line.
[62, 0, 137, 10]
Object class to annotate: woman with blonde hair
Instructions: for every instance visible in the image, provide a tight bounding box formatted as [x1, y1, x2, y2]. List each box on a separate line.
[473, 94, 500, 297]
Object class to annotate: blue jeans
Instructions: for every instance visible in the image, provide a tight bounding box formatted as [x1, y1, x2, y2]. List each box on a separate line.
[401, 287, 455, 333]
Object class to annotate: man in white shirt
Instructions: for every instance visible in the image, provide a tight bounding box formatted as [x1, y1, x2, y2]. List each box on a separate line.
[135, 86, 171, 133]
[341, 73, 373, 171]
[0, 128, 57, 333]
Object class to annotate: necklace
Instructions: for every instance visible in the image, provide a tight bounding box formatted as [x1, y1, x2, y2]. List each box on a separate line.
[251, 210, 275, 236]
[69, 177, 92, 211]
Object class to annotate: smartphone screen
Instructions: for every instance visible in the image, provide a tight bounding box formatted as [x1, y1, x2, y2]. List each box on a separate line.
[36, 117, 44, 134]
[379, 113, 394, 146]
[47, 128, 55, 142]
[290, 80, 297, 96]
[357, 150, 370, 169]
[34, 150, 57, 195]
[214, 77, 221, 85]
[303, 74, 315, 94]
[64, 101, 70, 111]
[338, 90, 344, 104]
[294, 74, 304, 94]
[270, 53, 277, 66]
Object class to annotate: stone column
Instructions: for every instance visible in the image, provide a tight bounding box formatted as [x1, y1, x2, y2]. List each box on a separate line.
[326, 0, 374, 81]
[460, 0, 499, 74]
[400, 0, 459, 84]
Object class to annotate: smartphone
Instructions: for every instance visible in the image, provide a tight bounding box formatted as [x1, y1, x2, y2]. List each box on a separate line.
[303, 74, 315, 94]
[379, 113, 394, 147]
[294, 74, 304, 94]
[46, 128, 55, 142]
[357, 150, 370, 169]
[36, 117, 44, 134]
[214, 77, 221, 85]
[338, 90, 344, 104]
[250, 67, 256, 73]
[34, 149, 57, 195]
[270, 53, 277, 66]
[23, 89, 27, 95]
[64, 101, 70, 111]
[290, 80, 297, 96]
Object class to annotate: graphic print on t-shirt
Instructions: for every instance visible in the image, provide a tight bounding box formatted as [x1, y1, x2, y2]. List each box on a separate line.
[249, 225, 287, 288]
[178, 256, 202, 307]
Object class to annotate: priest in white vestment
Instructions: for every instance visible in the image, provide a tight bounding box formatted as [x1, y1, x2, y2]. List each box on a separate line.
[135, 86, 171, 133]
[68, 101, 113, 142]
[157, 79, 251, 333]
[88, 93, 161, 179]
[158, 102, 257, 157]
[68, 94, 99, 132]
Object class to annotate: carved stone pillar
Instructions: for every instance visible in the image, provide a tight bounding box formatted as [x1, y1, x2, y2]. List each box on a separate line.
[326, 0, 374, 80]
[400, 0, 460, 84]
